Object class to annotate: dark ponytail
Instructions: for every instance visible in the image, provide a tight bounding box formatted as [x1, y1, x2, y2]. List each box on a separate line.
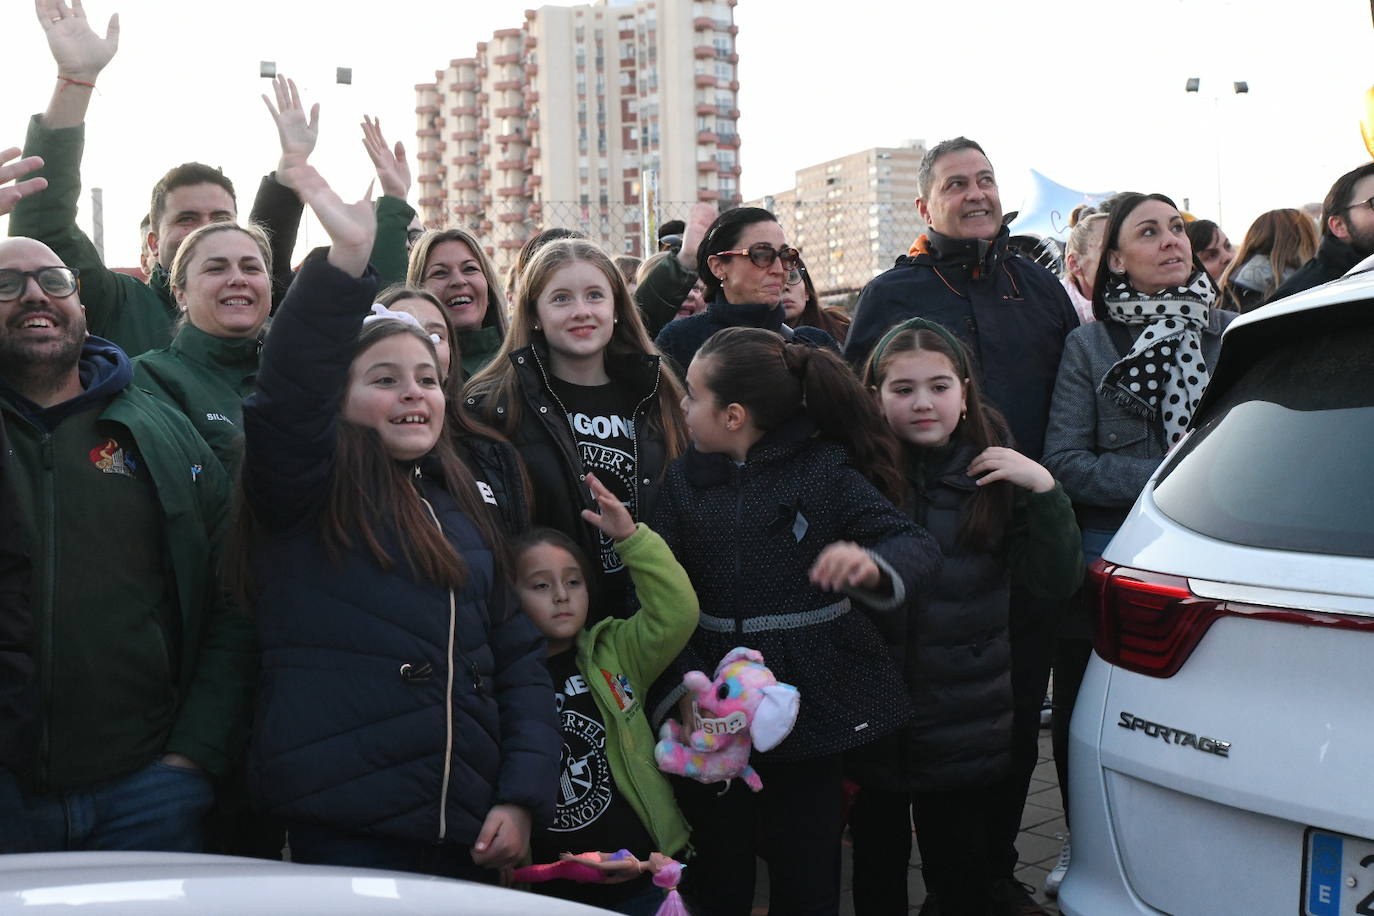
[696, 327, 905, 505]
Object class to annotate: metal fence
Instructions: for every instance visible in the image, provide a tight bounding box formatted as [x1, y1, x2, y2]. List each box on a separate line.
[429, 199, 939, 300]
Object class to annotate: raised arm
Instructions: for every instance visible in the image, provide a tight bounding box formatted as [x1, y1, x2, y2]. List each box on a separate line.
[242, 165, 378, 530]
[361, 116, 415, 286]
[252, 75, 318, 307]
[636, 201, 714, 337]
[36, 0, 120, 130]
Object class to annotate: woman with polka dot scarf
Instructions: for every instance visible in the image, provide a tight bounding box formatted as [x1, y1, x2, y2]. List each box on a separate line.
[1038, 194, 1235, 874]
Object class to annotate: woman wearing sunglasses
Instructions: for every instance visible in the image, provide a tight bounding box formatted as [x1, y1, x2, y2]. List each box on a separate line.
[653, 207, 836, 375]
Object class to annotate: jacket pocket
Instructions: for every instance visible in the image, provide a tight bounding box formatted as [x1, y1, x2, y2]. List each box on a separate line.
[1095, 416, 1149, 452]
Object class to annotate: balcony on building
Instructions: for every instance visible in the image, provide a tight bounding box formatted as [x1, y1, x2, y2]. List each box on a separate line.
[497, 158, 525, 171]
[494, 53, 519, 65]
[418, 173, 440, 184]
[417, 103, 439, 115]
[494, 80, 522, 92]
[452, 130, 479, 141]
[694, 74, 716, 88]
[456, 178, 480, 190]
[696, 102, 715, 116]
[451, 105, 479, 117]
[418, 196, 440, 208]
[717, 132, 740, 147]
[455, 153, 478, 164]
[456, 203, 481, 215]
[498, 211, 524, 223]
[698, 188, 721, 201]
[696, 159, 716, 172]
[697, 130, 718, 143]
[499, 238, 524, 250]
[497, 132, 526, 144]
[418, 151, 440, 162]
[524, 88, 540, 103]
[694, 45, 715, 58]
[494, 106, 523, 118]
[693, 16, 715, 29]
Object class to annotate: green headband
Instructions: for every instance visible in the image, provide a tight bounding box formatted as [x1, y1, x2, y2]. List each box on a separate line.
[869, 317, 971, 379]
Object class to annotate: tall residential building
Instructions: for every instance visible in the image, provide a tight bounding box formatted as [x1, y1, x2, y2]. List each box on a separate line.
[748, 140, 928, 296]
[414, 0, 743, 271]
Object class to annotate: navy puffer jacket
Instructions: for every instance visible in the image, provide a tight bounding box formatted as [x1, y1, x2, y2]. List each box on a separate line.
[242, 251, 558, 844]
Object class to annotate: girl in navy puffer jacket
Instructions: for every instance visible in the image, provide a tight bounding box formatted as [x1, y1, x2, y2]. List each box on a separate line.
[239, 163, 558, 880]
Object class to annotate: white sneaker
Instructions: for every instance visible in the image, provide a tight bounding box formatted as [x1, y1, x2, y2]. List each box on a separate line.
[1043, 835, 1071, 899]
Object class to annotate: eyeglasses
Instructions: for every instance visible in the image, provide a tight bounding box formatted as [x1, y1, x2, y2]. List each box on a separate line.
[0, 267, 80, 302]
[1342, 196, 1374, 214]
[715, 243, 802, 272]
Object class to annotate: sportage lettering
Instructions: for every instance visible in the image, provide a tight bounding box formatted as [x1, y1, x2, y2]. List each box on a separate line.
[1118, 711, 1231, 758]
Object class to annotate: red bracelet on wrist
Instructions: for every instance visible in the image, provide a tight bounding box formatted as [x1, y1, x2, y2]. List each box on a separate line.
[57, 76, 97, 91]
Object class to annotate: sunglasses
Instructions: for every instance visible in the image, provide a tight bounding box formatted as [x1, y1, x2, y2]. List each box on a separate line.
[0, 267, 80, 302]
[715, 243, 802, 272]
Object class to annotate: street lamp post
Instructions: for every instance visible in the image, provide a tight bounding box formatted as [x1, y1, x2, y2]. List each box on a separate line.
[1185, 77, 1248, 226]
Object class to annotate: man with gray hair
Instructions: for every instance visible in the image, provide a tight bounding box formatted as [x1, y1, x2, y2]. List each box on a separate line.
[844, 138, 1077, 916]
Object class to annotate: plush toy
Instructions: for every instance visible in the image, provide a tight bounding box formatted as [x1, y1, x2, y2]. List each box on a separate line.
[654, 646, 801, 792]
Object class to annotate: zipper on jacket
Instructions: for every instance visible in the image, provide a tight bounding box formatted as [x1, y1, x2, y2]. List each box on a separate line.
[627, 360, 661, 516]
[37, 431, 56, 790]
[419, 495, 458, 842]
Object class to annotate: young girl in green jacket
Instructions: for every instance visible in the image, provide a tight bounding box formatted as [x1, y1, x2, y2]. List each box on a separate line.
[513, 472, 699, 916]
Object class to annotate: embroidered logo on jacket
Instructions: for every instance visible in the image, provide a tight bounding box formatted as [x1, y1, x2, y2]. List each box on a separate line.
[600, 669, 636, 711]
[88, 438, 139, 478]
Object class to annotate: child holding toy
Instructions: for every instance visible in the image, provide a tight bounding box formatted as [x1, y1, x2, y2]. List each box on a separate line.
[513, 472, 699, 916]
[650, 326, 942, 916]
[849, 318, 1082, 916]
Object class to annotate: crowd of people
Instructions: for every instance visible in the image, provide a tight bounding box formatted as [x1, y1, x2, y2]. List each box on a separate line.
[2, 2, 1372, 916]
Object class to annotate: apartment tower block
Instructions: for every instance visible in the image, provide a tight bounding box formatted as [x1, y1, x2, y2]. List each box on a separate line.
[414, 0, 743, 270]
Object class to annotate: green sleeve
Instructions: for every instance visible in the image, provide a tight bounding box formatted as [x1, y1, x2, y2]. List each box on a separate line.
[370, 196, 417, 287]
[1008, 482, 1085, 601]
[634, 254, 696, 339]
[9, 115, 172, 356]
[605, 523, 700, 688]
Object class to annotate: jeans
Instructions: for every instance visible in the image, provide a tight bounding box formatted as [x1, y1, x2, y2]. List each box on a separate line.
[0, 758, 214, 853]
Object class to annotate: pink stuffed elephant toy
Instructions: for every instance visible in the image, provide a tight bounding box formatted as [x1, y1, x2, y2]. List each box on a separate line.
[654, 647, 800, 792]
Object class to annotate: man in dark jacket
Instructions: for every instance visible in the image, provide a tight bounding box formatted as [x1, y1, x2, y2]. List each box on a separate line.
[845, 137, 1076, 916]
[0, 236, 254, 853]
[9, 1, 304, 358]
[1270, 162, 1374, 302]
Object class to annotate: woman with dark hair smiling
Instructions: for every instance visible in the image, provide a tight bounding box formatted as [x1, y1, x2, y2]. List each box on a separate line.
[652, 207, 835, 374]
[1039, 194, 1234, 888]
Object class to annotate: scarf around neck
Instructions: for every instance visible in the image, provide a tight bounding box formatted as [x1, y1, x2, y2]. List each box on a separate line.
[1098, 269, 1215, 443]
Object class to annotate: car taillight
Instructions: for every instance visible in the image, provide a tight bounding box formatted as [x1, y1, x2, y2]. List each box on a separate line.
[1090, 560, 1223, 678]
[1091, 559, 1374, 678]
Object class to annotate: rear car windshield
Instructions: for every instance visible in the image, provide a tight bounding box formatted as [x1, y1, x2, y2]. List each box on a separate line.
[1153, 324, 1374, 558]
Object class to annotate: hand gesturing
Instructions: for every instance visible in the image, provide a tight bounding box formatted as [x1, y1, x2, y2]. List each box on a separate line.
[36, 0, 119, 82]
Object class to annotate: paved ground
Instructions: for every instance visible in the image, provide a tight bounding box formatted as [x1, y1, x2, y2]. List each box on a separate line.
[753, 730, 1066, 914]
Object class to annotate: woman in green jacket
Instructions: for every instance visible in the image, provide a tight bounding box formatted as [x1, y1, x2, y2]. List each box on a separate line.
[133, 222, 272, 478]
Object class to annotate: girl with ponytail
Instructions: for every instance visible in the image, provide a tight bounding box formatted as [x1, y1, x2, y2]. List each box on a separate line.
[649, 326, 941, 916]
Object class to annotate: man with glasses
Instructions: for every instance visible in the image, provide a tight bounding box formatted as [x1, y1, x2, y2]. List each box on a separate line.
[844, 138, 1078, 916]
[1270, 162, 1374, 303]
[0, 236, 253, 853]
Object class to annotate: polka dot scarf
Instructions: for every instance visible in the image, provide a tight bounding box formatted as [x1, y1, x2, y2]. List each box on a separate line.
[1098, 269, 1216, 443]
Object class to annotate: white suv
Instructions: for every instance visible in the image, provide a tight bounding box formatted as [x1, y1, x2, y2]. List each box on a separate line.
[1059, 268, 1374, 916]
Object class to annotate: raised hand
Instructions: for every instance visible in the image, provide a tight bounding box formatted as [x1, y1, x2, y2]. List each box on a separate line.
[279, 163, 375, 277]
[360, 116, 411, 201]
[679, 201, 717, 268]
[0, 148, 47, 216]
[261, 75, 320, 175]
[966, 446, 1055, 493]
[809, 540, 881, 592]
[579, 472, 636, 542]
[36, 0, 119, 81]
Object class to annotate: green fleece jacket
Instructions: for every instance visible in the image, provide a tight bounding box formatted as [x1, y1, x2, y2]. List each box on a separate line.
[569, 523, 698, 857]
[633, 252, 696, 340]
[9, 117, 178, 358]
[0, 373, 254, 792]
[133, 324, 259, 480]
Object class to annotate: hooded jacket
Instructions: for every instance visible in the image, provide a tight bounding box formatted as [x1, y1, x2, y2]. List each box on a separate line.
[844, 227, 1080, 461]
[242, 252, 559, 844]
[0, 338, 253, 792]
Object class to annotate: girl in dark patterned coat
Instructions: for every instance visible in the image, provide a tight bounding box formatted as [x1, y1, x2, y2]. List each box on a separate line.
[850, 319, 1082, 916]
[650, 327, 942, 916]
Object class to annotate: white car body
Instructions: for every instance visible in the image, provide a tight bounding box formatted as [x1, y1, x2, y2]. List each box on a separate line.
[0, 852, 615, 914]
[1059, 268, 1374, 916]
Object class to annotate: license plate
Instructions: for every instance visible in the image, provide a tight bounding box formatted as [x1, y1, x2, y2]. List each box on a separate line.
[1304, 829, 1374, 916]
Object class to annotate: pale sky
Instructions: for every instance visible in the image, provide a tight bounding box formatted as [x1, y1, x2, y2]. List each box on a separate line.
[1, 0, 1370, 267]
